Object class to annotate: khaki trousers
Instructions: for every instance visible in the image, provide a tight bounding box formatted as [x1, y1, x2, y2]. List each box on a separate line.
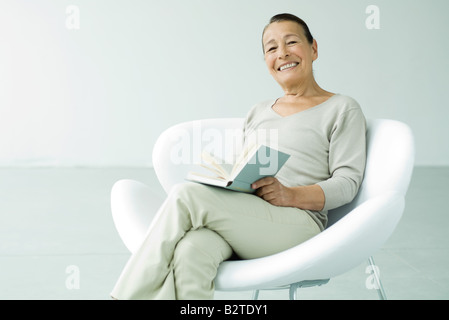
[111, 182, 321, 300]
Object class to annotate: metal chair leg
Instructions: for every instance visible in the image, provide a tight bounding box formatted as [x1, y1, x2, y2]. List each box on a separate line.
[253, 279, 329, 300]
[252, 290, 259, 300]
[289, 283, 299, 300]
[368, 256, 387, 300]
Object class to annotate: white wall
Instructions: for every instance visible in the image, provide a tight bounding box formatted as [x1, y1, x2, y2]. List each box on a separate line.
[1, 0, 448, 167]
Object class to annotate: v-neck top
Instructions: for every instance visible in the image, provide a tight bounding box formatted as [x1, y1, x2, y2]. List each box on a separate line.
[269, 94, 339, 118]
[242, 94, 367, 229]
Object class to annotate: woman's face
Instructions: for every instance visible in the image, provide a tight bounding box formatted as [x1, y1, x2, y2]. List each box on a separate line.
[262, 21, 317, 89]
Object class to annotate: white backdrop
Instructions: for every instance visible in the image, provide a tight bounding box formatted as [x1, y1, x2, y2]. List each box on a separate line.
[1, 0, 448, 167]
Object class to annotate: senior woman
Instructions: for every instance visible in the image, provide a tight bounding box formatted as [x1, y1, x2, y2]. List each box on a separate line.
[111, 13, 366, 300]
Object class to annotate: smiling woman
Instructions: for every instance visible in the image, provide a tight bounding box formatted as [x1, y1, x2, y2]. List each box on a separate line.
[111, 13, 367, 300]
[261, 13, 335, 115]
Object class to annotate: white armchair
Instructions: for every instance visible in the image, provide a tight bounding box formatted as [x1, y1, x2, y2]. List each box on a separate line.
[111, 118, 414, 300]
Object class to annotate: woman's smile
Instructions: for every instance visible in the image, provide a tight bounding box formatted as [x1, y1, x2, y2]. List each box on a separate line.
[278, 61, 300, 72]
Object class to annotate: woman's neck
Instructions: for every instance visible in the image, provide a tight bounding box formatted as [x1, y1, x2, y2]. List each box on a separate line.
[281, 78, 332, 101]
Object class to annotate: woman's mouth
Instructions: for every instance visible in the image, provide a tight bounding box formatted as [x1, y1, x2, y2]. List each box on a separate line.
[278, 62, 299, 71]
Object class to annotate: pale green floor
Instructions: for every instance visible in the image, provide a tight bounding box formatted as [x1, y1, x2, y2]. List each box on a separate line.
[0, 167, 448, 300]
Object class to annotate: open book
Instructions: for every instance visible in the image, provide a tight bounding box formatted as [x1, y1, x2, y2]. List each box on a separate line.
[186, 144, 290, 193]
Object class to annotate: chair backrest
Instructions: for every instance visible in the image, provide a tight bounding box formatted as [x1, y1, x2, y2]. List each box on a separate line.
[152, 118, 245, 194]
[152, 118, 415, 227]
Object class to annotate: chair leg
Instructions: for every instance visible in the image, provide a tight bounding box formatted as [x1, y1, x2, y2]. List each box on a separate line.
[253, 280, 329, 300]
[367, 256, 387, 300]
[289, 283, 300, 300]
[252, 290, 259, 300]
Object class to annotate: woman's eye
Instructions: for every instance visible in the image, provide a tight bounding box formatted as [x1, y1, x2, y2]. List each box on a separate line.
[266, 47, 277, 53]
[288, 41, 297, 45]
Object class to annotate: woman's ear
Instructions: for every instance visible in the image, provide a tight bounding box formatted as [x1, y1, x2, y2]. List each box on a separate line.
[312, 39, 318, 61]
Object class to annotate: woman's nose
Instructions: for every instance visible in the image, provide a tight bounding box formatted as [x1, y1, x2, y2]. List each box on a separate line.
[277, 45, 289, 59]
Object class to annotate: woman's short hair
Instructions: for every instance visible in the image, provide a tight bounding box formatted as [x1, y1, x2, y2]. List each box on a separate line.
[262, 13, 314, 51]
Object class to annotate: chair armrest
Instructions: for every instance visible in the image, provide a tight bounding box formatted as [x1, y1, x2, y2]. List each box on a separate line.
[215, 192, 404, 291]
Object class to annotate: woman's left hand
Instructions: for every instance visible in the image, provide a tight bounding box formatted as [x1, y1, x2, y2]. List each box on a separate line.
[252, 177, 295, 207]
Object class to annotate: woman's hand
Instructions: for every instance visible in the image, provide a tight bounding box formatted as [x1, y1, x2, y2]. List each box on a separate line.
[252, 177, 326, 211]
[251, 177, 296, 207]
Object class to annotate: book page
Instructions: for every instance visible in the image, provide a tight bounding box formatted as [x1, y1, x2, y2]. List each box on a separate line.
[200, 151, 231, 180]
[186, 172, 231, 188]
